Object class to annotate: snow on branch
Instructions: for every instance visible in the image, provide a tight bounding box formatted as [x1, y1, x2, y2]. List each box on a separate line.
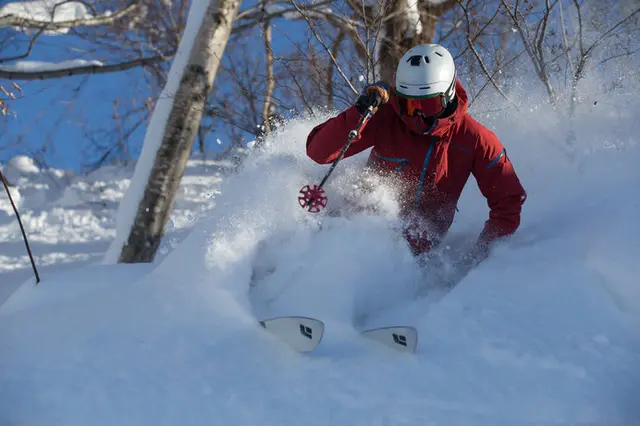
[0, 0, 139, 34]
[234, 0, 345, 33]
[0, 59, 104, 72]
[0, 55, 171, 80]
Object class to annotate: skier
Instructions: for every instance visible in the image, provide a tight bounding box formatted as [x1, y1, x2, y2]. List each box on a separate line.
[306, 43, 526, 267]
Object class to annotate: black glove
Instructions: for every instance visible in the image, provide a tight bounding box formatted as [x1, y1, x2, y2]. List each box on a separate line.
[355, 81, 390, 114]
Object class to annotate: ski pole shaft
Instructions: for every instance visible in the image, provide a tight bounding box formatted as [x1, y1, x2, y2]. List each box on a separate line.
[299, 103, 379, 213]
[315, 107, 374, 191]
[0, 169, 40, 284]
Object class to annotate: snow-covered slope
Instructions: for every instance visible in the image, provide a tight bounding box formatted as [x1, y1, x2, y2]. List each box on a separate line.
[0, 155, 231, 304]
[1, 86, 639, 425]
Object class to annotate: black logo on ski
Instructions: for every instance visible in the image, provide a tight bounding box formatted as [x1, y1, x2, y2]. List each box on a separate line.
[392, 333, 407, 347]
[360, 326, 417, 353]
[300, 324, 313, 339]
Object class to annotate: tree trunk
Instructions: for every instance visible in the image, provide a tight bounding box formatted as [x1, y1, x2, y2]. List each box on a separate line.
[378, 0, 457, 84]
[261, 17, 276, 136]
[118, 0, 242, 263]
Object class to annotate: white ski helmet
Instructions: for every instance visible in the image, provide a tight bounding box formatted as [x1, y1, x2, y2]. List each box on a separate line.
[395, 43, 457, 106]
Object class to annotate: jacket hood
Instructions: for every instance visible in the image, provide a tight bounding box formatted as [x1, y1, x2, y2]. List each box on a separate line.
[387, 79, 470, 187]
[390, 79, 468, 138]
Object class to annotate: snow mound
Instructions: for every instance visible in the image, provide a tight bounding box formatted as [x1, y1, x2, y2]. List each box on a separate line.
[1, 90, 640, 424]
[1, 65, 640, 424]
[0, 155, 230, 305]
[6, 155, 40, 174]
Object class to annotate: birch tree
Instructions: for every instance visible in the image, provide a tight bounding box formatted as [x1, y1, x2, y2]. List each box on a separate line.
[375, 0, 458, 83]
[111, 0, 242, 263]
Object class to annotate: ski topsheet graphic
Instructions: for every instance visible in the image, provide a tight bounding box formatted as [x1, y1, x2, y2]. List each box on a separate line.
[360, 325, 418, 354]
[259, 316, 418, 354]
[259, 316, 325, 353]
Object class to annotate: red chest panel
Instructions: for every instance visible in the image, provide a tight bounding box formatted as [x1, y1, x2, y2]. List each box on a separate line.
[365, 123, 474, 214]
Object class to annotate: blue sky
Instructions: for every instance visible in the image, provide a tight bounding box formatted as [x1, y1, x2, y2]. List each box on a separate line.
[0, 1, 314, 172]
[1, 27, 153, 172]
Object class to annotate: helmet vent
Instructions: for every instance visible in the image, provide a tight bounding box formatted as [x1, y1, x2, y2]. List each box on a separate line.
[419, 86, 431, 90]
[408, 55, 422, 66]
[424, 56, 430, 63]
[399, 84, 408, 89]
[435, 51, 443, 57]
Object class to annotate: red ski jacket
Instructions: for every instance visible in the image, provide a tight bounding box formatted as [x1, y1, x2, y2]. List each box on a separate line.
[306, 80, 526, 254]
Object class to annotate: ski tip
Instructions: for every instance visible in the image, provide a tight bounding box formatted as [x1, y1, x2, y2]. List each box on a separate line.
[360, 325, 418, 354]
[259, 316, 325, 353]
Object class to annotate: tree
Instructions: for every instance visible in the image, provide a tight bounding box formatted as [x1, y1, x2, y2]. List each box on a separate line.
[112, 0, 243, 263]
[375, 0, 459, 82]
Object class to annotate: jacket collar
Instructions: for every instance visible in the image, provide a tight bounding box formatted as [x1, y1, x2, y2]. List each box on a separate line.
[390, 79, 469, 138]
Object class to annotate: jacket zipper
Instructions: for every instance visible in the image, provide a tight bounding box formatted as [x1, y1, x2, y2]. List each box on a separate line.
[414, 139, 435, 208]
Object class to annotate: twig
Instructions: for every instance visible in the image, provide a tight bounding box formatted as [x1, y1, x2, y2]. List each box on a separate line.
[0, 27, 46, 64]
[466, 35, 520, 110]
[327, 29, 346, 108]
[290, 0, 358, 95]
[500, 0, 557, 106]
[456, 0, 518, 109]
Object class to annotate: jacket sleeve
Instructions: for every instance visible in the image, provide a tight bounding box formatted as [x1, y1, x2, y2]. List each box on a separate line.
[306, 106, 378, 164]
[472, 128, 527, 245]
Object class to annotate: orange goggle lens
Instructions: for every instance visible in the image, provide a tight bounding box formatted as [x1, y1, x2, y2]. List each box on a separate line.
[399, 95, 444, 117]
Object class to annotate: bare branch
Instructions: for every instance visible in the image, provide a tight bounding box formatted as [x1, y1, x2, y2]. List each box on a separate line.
[583, 5, 640, 58]
[500, 0, 557, 105]
[0, 27, 46, 63]
[0, 2, 140, 31]
[290, 0, 358, 95]
[466, 36, 520, 110]
[472, 48, 528, 104]
[598, 47, 640, 66]
[234, 0, 336, 32]
[280, 57, 315, 116]
[327, 29, 346, 109]
[342, 0, 370, 22]
[558, 0, 575, 78]
[457, 0, 519, 110]
[0, 55, 171, 80]
[453, 2, 502, 60]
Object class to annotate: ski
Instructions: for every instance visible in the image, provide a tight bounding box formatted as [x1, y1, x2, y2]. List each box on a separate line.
[360, 325, 418, 354]
[259, 316, 324, 353]
[259, 316, 418, 354]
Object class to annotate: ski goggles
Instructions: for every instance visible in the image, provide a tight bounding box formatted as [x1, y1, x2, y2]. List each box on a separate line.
[397, 94, 445, 117]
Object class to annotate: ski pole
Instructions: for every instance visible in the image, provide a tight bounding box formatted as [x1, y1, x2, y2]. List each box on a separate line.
[298, 104, 378, 213]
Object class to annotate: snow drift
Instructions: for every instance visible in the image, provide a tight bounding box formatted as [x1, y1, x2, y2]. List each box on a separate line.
[1, 79, 640, 424]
